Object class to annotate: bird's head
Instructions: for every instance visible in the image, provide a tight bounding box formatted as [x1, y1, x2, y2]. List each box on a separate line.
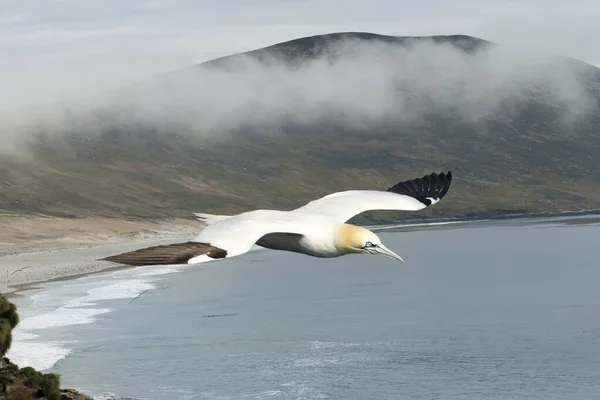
[337, 224, 404, 262]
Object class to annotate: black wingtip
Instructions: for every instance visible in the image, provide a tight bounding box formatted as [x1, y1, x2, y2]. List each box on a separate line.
[387, 171, 453, 206]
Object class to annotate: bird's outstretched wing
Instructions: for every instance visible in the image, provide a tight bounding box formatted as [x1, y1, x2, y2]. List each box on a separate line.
[293, 171, 452, 223]
[100, 210, 317, 266]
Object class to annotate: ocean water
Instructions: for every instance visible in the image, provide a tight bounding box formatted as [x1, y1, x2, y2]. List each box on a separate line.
[8, 216, 600, 400]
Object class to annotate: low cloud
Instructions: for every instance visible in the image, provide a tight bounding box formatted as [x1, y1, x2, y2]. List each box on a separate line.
[2, 36, 598, 153]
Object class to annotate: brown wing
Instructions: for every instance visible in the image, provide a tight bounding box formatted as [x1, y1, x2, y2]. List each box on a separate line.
[99, 241, 227, 266]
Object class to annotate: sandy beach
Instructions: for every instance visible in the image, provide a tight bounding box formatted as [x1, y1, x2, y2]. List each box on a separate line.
[0, 215, 205, 293]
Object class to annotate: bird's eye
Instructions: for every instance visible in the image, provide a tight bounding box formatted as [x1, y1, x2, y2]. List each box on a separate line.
[364, 241, 373, 248]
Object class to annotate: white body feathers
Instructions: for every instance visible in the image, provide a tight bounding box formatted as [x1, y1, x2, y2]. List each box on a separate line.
[192, 210, 342, 259]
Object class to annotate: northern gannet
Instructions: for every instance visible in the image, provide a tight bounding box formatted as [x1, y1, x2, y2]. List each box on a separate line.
[101, 171, 452, 266]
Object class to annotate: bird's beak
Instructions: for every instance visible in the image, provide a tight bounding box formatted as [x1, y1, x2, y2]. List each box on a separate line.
[374, 244, 404, 262]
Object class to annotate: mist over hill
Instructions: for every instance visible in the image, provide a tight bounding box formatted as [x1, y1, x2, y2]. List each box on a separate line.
[1, 32, 600, 221]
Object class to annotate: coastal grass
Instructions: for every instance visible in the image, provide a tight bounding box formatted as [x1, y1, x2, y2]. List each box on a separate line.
[21, 367, 62, 400]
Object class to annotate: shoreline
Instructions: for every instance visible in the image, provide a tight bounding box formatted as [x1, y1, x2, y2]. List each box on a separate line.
[368, 208, 600, 226]
[1, 238, 188, 297]
[1, 209, 599, 294]
[0, 216, 203, 294]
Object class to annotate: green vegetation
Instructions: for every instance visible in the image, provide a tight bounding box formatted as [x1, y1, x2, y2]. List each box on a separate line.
[21, 367, 62, 400]
[0, 293, 19, 358]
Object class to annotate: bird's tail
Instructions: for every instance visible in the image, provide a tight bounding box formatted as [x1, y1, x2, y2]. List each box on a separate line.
[193, 212, 232, 225]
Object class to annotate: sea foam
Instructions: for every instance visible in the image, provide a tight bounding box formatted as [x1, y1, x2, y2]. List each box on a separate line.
[8, 265, 178, 371]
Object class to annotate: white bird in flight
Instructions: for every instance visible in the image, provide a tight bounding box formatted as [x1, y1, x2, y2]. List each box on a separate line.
[101, 171, 453, 266]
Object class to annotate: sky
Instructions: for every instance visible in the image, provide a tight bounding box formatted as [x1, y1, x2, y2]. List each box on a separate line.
[1, 0, 600, 111]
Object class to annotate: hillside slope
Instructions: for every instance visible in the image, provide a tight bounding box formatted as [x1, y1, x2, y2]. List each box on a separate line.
[1, 33, 600, 222]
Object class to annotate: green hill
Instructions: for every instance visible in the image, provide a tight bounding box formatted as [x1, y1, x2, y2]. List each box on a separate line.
[1, 33, 600, 222]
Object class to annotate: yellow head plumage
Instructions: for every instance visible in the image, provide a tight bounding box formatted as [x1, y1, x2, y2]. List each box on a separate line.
[335, 224, 404, 262]
[335, 224, 381, 253]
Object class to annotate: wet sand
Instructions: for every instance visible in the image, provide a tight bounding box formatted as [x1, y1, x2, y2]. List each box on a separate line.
[0, 215, 205, 292]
